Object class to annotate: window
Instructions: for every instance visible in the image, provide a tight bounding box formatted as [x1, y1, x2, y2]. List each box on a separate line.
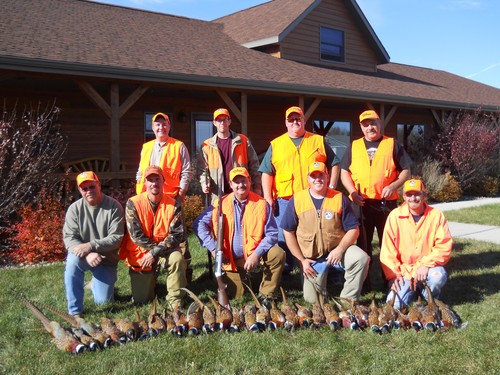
[397, 124, 425, 159]
[320, 27, 344, 62]
[144, 112, 173, 142]
[191, 113, 214, 156]
[313, 120, 351, 160]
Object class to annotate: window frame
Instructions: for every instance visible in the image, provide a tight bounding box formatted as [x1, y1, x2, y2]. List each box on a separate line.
[320, 26, 345, 63]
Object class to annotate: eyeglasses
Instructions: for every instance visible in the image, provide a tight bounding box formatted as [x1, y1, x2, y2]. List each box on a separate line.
[361, 120, 378, 127]
[287, 117, 303, 123]
[214, 117, 230, 123]
[80, 185, 97, 192]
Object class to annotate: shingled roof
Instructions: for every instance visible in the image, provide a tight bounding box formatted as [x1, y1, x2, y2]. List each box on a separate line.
[214, 0, 389, 63]
[1, 0, 499, 111]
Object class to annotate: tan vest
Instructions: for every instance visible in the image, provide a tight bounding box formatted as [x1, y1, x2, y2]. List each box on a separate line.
[294, 188, 346, 259]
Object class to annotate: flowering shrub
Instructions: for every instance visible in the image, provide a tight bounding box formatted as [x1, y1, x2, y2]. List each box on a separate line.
[184, 195, 205, 232]
[8, 188, 67, 264]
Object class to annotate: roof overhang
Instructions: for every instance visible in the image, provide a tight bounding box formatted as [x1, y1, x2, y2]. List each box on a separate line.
[1, 56, 496, 112]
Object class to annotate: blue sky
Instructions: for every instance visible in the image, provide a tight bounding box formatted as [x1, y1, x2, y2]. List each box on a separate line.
[93, 0, 500, 89]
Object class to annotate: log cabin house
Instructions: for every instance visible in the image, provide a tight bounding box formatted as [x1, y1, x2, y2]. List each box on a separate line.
[1, 0, 499, 188]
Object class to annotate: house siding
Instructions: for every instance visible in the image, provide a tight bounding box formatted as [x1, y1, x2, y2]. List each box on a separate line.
[280, 0, 378, 72]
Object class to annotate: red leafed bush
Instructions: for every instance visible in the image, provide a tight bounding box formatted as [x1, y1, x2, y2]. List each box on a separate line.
[8, 188, 66, 264]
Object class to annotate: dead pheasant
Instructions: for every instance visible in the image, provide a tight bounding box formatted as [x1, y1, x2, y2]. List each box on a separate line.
[148, 297, 167, 335]
[19, 297, 111, 348]
[161, 308, 177, 334]
[243, 303, 260, 332]
[185, 302, 204, 335]
[230, 306, 245, 332]
[100, 317, 127, 344]
[294, 302, 313, 329]
[134, 306, 151, 340]
[368, 297, 381, 334]
[280, 287, 299, 332]
[310, 288, 326, 329]
[407, 296, 424, 331]
[269, 300, 286, 331]
[114, 317, 138, 342]
[208, 295, 233, 332]
[320, 294, 341, 331]
[244, 283, 269, 331]
[434, 298, 464, 329]
[333, 297, 357, 330]
[420, 284, 439, 331]
[18, 295, 87, 354]
[181, 288, 216, 333]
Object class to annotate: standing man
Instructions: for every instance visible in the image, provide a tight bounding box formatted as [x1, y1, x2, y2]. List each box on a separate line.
[340, 110, 411, 285]
[200, 108, 261, 204]
[63, 171, 124, 317]
[281, 162, 369, 303]
[135, 112, 193, 281]
[380, 179, 452, 309]
[121, 166, 187, 307]
[259, 106, 340, 270]
[194, 167, 285, 302]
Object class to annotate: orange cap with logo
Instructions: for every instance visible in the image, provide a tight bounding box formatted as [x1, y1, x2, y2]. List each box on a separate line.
[285, 106, 304, 118]
[403, 179, 425, 193]
[359, 110, 380, 123]
[144, 165, 164, 180]
[213, 108, 230, 120]
[76, 171, 99, 187]
[229, 167, 250, 181]
[308, 161, 327, 175]
[152, 112, 170, 123]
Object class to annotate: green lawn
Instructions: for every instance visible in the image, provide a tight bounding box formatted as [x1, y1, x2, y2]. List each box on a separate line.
[443, 203, 500, 226]
[0, 222, 499, 373]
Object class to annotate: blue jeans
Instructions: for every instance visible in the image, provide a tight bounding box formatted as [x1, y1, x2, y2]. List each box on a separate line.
[64, 252, 117, 315]
[386, 266, 448, 309]
[275, 197, 293, 267]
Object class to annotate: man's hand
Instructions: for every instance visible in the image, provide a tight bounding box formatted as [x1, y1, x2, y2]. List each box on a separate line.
[140, 252, 155, 269]
[381, 185, 396, 200]
[326, 247, 343, 266]
[86, 252, 105, 267]
[415, 265, 429, 283]
[178, 189, 187, 202]
[264, 197, 275, 212]
[73, 243, 92, 258]
[350, 191, 364, 206]
[244, 252, 260, 273]
[390, 275, 405, 292]
[301, 258, 317, 278]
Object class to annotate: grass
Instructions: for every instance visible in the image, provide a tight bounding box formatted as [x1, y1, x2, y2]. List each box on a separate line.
[443, 203, 500, 226]
[1, 211, 499, 374]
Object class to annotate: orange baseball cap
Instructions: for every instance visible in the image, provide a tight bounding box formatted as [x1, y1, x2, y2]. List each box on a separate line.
[152, 112, 170, 123]
[285, 106, 304, 118]
[76, 171, 99, 187]
[213, 108, 230, 120]
[359, 110, 380, 123]
[229, 167, 250, 181]
[144, 165, 164, 180]
[403, 179, 425, 194]
[308, 161, 327, 175]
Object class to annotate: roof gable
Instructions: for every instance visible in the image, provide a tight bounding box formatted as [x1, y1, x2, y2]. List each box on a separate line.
[215, 0, 389, 64]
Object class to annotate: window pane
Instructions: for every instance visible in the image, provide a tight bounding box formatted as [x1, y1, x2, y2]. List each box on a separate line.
[313, 120, 351, 160]
[195, 120, 214, 151]
[320, 27, 344, 62]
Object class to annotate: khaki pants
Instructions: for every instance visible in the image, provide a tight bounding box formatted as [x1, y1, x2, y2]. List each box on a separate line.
[129, 250, 187, 307]
[224, 246, 285, 299]
[302, 245, 369, 303]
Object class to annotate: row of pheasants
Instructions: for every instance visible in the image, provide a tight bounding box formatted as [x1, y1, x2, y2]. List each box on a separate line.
[17, 283, 463, 354]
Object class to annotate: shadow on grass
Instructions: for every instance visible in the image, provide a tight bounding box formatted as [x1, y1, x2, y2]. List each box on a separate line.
[442, 272, 500, 305]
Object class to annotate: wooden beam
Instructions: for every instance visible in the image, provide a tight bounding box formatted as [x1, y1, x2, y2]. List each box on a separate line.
[118, 85, 150, 118]
[216, 90, 241, 122]
[385, 105, 398, 125]
[241, 92, 248, 135]
[110, 83, 120, 174]
[304, 98, 322, 123]
[431, 109, 442, 127]
[75, 80, 111, 118]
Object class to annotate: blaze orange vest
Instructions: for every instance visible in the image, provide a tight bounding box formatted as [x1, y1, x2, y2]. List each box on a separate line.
[211, 191, 267, 272]
[119, 192, 175, 272]
[350, 136, 398, 200]
[293, 189, 346, 258]
[271, 132, 327, 199]
[136, 138, 183, 196]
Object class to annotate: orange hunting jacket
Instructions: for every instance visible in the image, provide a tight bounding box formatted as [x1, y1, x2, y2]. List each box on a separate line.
[380, 202, 452, 280]
[120, 192, 176, 272]
[136, 138, 183, 196]
[350, 136, 399, 200]
[212, 191, 267, 272]
[271, 132, 327, 199]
